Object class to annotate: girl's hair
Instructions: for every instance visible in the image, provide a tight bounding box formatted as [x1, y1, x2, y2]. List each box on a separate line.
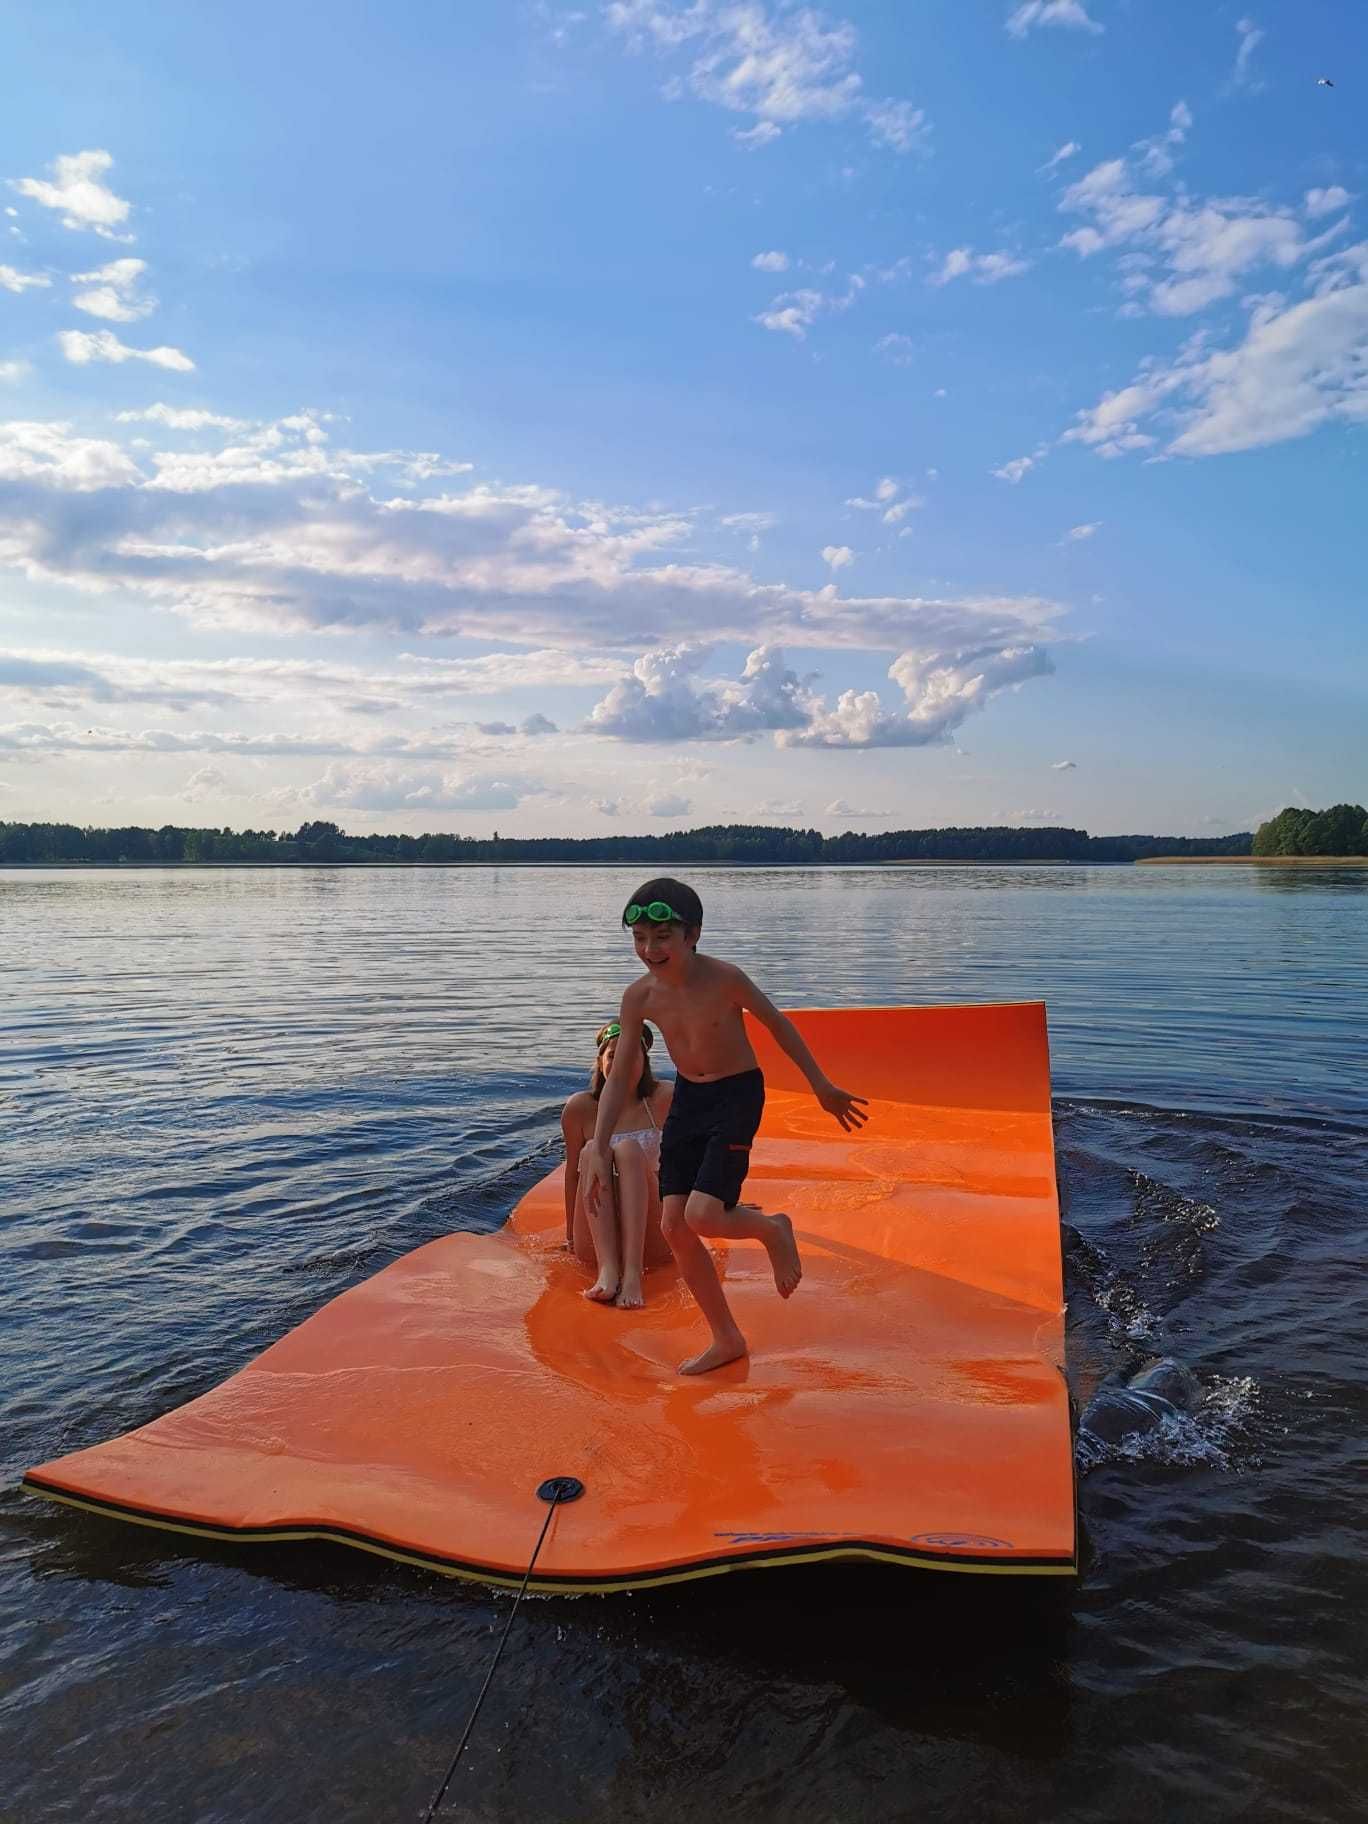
[591, 1021, 657, 1102]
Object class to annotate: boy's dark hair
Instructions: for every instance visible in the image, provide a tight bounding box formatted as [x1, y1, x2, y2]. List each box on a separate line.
[622, 877, 703, 940]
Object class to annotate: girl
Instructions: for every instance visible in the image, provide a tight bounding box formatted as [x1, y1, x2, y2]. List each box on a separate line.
[562, 1021, 673, 1308]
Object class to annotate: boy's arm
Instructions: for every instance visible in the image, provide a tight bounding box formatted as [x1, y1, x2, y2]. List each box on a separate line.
[581, 985, 649, 1210]
[733, 970, 869, 1132]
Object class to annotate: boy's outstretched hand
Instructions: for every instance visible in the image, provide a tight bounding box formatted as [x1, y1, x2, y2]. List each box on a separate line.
[817, 1081, 869, 1131]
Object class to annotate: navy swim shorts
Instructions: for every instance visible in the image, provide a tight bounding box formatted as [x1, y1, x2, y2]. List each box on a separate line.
[658, 1067, 765, 1209]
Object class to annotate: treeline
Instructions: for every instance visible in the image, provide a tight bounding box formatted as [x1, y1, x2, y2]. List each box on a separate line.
[1252, 804, 1368, 857]
[0, 817, 1255, 866]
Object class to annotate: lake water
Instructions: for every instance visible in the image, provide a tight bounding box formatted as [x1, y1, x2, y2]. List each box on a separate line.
[3, 863, 1365, 1823]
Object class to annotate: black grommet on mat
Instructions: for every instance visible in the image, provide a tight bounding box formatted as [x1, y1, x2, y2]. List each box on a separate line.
[537, 1476, 585, 1504]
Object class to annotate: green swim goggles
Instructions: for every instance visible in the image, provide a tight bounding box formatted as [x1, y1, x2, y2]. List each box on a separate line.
[623, 900, 683, 926]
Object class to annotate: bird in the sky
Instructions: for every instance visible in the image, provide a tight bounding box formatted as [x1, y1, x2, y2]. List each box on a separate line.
[1317, 76, 1334, 87]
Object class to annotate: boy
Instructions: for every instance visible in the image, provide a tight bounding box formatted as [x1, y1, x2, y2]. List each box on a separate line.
[581, 877, 868, 1374]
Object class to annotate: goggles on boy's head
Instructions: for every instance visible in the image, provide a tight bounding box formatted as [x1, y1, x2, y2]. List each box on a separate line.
[623, 899, 683, 927]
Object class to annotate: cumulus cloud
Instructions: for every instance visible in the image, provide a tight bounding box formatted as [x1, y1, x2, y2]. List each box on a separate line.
[0, 419, 142, 490]
[845, 476, 922, 524]
[822, 544, 854, 570]
[647, 792, 691, 817]
[586, 637, 1054, 751]
[1062, 521, 1101, 541]
[71, 257, 155, 323]
[785, 643, 1055, 748]
[606, 1, 927, 153]
[1051, 759, 1077, 769]
[751, 250, 789, 272]
[9, 150, 133, 239]
[587, 642, 816, 741]
[0, 360, 32, 383]
[1007, 2, 1102, 38]
[0, 263, 50, 294]
[929, 247, 1030, 286]
[57, 328, 194, 371]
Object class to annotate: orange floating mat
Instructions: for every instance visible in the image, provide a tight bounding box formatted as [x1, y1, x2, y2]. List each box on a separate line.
[25, 1003, 1076, 1591]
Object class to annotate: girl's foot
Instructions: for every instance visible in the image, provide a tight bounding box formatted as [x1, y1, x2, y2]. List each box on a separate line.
[679, 1330, 748, 1375]
[615, 1270, 644, 1309]
[761, 1212, 802, 1298]
[584, 1272, 619, 1303]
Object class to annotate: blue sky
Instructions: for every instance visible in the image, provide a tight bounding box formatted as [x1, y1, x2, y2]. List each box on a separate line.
[1, 0, 1364, 838]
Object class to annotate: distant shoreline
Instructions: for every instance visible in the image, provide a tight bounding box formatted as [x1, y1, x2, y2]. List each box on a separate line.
[1137, 856, 1368, 866]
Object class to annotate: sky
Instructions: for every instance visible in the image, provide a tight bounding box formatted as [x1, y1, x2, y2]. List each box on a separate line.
[1, 0, 1365, 840]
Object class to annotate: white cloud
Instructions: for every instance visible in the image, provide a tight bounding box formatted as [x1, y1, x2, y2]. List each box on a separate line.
[751, 250, 789, 272]
[275, 760, 543, 814]
[1051, 759, 1077, 769]
[753, 274, 865, 339]
[929, 247, 1030, 286]
[0, 361, 32, 384]
[71, 257, 155, 323]
[0, 264, 50, 294]
[1062, 522, 1101, 541]
[0, 411, 1061, 693]
[587, 642, 816, 741]
[993, 452, 1041, 484]
[1231, 17, 1264, 91]
[874, 331, 915, 365]
[9, 150, 133, 239]
[606, 1, 927, 153]
[1305, 186, 1352, 220]
[1007, 2, 1102, 38]
[1057, 114, 1344, 317]
[647, 792, 691, 817]
[180, 764, 233, 802]
[0, 419, 142, 490]
[824, 798, 888, 818]
[822, 544, 854, 570]
[1065, 248, 1368, 456]
[731, 121, 782, 148]
[115, 403, 250, 431]
[1039, 140, 1081, 174]
[57, 328, 194, 371]
[784, 643, 1054, 749]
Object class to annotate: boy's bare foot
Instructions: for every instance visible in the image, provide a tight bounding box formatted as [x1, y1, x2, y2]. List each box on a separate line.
[584, 1272, 619, 1303]
[615, 1271, 644, 1309]
[679, 1331, 748, 1375]
[762, 1212, 802, 1298]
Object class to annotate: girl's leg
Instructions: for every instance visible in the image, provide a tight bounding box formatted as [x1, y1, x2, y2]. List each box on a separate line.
[610, 1139, 660, 1307]
[570, 1182, 598, 1272]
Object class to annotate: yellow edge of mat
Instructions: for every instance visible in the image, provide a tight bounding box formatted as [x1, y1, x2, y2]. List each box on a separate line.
[23, 1483, 1077, 1589]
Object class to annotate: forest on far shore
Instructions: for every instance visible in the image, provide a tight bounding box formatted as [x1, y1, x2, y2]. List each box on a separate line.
[0, 817, 1259, 866]
[1250, 804, 1368, 857]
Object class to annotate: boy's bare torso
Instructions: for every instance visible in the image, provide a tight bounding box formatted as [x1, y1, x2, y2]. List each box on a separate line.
[625, 952, 757, 1082]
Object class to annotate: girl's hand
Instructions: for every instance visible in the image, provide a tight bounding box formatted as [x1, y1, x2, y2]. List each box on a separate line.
[817, 1081, 869, 1131]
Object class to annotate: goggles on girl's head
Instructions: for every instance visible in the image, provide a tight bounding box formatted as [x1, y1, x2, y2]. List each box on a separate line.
[596, 1021, 651, 1051]
[623, 900, 682, 926]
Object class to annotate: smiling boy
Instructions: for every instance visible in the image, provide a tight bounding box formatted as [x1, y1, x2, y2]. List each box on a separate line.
[581, 877, 868, 1374]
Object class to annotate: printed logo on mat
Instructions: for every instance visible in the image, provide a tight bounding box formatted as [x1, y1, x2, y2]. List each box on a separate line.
[715, 1530, 1016, 1549]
